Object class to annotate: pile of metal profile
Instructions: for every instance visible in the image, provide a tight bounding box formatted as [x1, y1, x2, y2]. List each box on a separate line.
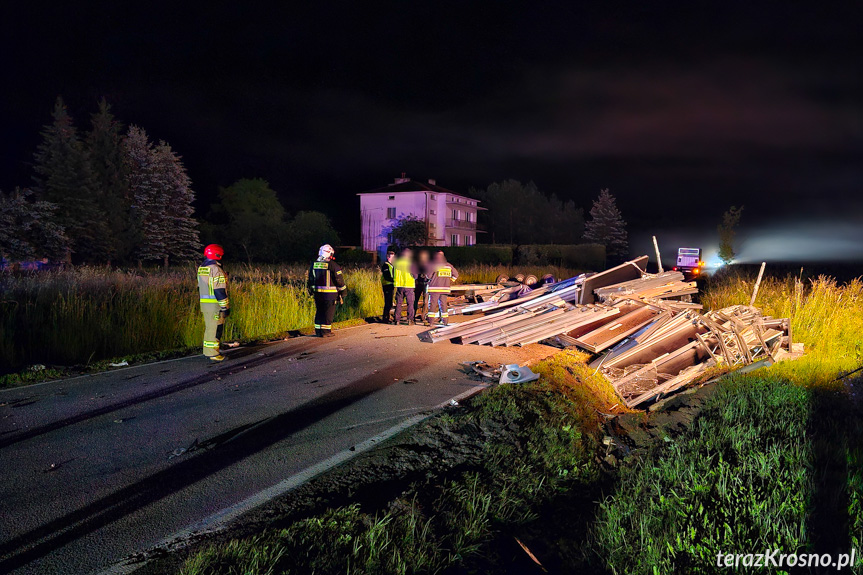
[419, 256, 802, 408]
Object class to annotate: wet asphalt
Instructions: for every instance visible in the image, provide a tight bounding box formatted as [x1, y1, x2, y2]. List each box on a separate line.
[0, 321, 554, 574]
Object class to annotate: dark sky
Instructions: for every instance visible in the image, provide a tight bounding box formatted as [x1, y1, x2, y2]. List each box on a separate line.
[2, 2, 861, 260]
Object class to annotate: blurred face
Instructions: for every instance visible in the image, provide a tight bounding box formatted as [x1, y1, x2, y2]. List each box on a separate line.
[387, 253, 395, 263]
[419, 252, 429, 263]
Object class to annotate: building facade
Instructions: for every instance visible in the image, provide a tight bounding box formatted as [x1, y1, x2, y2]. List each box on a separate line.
[358, 175, 484, 256]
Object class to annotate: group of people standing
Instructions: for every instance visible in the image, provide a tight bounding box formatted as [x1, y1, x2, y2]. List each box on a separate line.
[195, 243, 457, 362]
[380, 248, 458, 327]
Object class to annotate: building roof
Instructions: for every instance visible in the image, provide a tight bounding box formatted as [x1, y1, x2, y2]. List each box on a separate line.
[358, 177, 478, 201]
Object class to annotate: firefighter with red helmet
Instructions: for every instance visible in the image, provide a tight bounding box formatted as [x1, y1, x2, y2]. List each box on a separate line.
[307, 244, 346, 337]
[197, 244, 230, 361]
[426, 250, 458, 327]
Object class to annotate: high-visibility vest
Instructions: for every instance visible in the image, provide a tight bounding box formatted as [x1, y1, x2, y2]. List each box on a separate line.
[427, 262, 458, 293]
[381, 262, 395, 286]
[197, 260, 229, 308]
[393, 258, 415, 289]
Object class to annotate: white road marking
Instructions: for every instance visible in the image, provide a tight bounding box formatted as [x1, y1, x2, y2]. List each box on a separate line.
[92, 382, 488, 575]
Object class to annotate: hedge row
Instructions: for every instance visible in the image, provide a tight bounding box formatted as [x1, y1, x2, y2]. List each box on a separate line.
[440, 244, 605, 270]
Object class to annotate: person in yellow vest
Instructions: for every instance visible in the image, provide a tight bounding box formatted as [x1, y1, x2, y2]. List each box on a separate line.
[426, 250, 458, 327]
[380, 250, 396, 323]
[307, 244, 346, 337]
[393, 248, 418, 325]
[197, 244, 230, 361]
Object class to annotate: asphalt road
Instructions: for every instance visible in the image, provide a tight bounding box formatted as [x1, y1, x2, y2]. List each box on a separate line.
[0, 322, 554, 575]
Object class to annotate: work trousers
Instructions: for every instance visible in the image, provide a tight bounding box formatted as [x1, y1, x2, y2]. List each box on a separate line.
[201, 302, 225, 357]
[414, 280, 428, 320]
[314, 295, 337, 335]
[395, 288, 415, 324]
[427, 293, 449, 324]
[382, 284, 395, 323]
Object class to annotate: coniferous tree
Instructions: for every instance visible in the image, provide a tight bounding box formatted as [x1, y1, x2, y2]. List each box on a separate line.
[86, 99, 132, 263]
[718, 205, 744, 265]
[0, 188, 68, 261]
[583, 189, 628, 260]
[125, 125, 168, 265]
[32, 97, 110, 263]
[153, 140, 200, 264]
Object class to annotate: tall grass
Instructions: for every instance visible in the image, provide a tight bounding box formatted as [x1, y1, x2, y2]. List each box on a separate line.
[0, 264, 384, 372]
[591, 271, 863, 573]
[702, 272, 863, 384]
[0, 263, 582, 372]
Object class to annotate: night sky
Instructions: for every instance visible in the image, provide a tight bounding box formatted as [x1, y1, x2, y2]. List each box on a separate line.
[2, 2, 861, 262]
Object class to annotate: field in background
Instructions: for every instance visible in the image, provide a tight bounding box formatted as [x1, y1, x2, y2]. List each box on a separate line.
[0, 263, 582, 373]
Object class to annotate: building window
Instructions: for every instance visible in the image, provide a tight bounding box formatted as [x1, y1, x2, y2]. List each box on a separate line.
[387, 207, 396, 219]
[465, 236, 473, 246]
[429, 209, 436, 215]
[388, 195, 395, 200]
[430, 222, 436, 229]
[451, 234, 459, 246]
[466, 212, 473, 222]
[452, 209, 460, 220]
[430, 194, 436, 200]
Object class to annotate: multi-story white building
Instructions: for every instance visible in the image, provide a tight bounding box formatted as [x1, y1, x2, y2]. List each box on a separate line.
[358, 174, 484, 256]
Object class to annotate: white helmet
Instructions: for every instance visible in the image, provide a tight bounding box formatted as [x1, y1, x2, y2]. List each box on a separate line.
[318, 244, 335, 260]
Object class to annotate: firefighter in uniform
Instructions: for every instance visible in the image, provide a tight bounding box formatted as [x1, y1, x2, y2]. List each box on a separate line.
[307, 244, 346, 337]
[197, 244, 230, 361]
[393, 248, 418, 325]
[380, 250, 396, 323]
[426, 250, 458, 327]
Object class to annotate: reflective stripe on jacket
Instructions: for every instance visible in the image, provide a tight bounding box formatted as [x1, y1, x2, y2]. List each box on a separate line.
[307, 259, 347, 298]
[197, 260, 229, 308]
[393, 258, 416, 289]
[381, 262, 395, 286]
[427, 262, 458, 293]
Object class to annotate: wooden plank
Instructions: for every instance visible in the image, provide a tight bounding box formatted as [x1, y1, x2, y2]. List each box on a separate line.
[572, 306, 659, 353]
[579, 256, 649, 304]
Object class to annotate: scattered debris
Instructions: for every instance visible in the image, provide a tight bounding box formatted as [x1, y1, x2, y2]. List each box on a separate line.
[28, 364, 46, 372]
[109, 361, 129, 367]
[499, 364, 540, 385]
[226, 342, 240, 348]
[421, 256, 799, 408]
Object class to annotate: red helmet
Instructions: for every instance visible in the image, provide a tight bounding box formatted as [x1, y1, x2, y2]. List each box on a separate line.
[204, 244, 224, 260]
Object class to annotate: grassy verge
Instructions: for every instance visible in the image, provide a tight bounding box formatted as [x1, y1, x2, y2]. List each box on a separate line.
[590, 270, 863, 573]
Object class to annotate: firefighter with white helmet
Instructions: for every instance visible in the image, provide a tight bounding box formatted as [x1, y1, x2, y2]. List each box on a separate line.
[307, 244, 346, 337]
[197, 244, 230, 361]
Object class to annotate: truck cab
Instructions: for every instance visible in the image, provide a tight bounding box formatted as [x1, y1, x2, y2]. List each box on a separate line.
[673, 247, 704, 279]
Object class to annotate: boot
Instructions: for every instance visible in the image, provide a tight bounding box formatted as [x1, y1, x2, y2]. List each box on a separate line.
[323, 330, 335, 338]
[315, 328, 323, 337]
[428, 318, 438, 329]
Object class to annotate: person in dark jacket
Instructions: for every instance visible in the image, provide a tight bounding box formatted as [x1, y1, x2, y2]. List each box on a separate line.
[426, 250, 458, 327]
[414, 250, 431, 323]
[380, 250, 396, 323]
[307, 244, 346, 337]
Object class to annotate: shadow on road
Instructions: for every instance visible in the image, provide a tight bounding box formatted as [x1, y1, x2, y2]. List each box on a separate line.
[0, 340, 321, 450]
[0, 356, 413, 572]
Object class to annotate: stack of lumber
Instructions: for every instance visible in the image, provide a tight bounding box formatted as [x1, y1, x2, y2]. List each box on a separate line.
[418, 256, 800, 409]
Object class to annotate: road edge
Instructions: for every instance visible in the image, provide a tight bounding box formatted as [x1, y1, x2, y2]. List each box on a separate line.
[94, 381, 490, 575]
